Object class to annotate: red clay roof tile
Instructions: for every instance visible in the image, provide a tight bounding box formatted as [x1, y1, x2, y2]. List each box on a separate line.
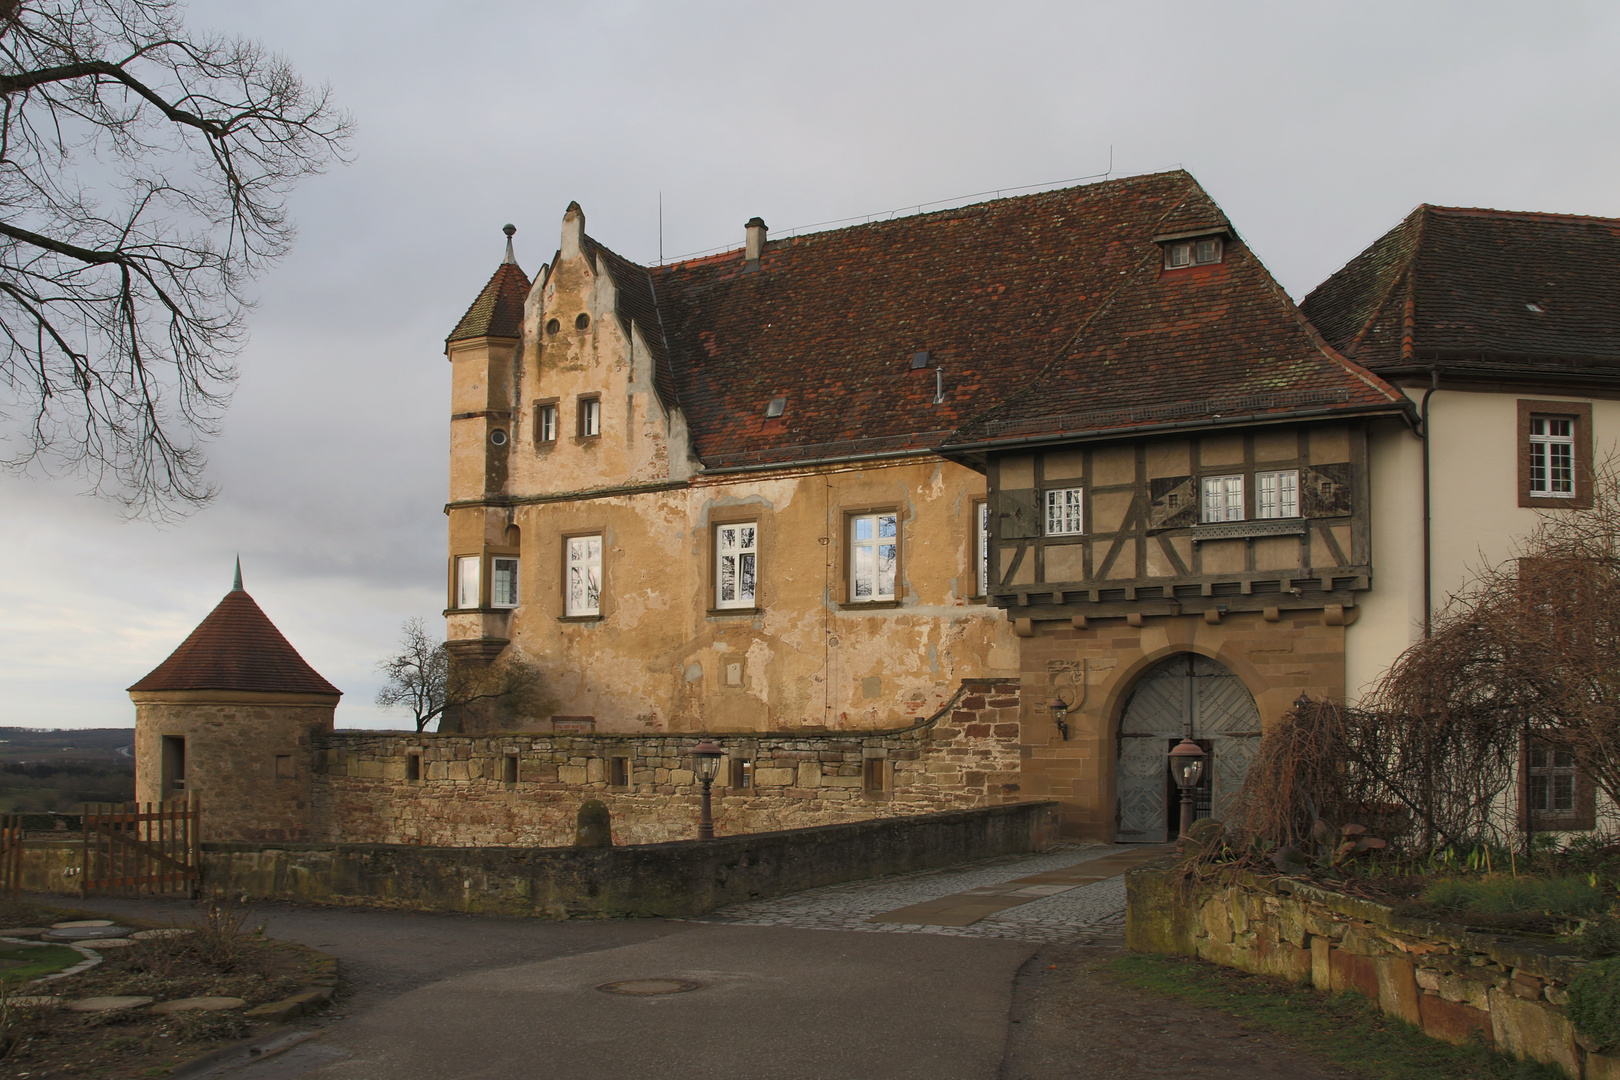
[128, 589, 340, 696]
[447, 262, 530, 345]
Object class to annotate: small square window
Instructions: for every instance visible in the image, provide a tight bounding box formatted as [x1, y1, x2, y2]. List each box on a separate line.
[406, 754, 421, 782]
[863, 758, 886, 793]
[578, 397, 601, 438]
[455, 555, 481, 609]
[1255, 470, 1299, 519]
[1201, 475, 1244, 523]
[536, 403, 558, 443]
[609, 757, 629, 787]
[731, 758, 753, 789]
[502, 754, 518, 784]
[275, 754, 294, 779]
[491, 557, 520, 608]
[1044, 488, 1084, 535]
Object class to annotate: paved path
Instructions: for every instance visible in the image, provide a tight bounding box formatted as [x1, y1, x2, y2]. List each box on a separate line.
[72, 845, 1356, 1080]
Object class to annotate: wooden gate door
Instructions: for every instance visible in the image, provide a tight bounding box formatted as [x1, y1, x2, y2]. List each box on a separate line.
[1116, 655, 1261, 842]
[0, 815, 22, 897]
[81, 799, 200, 898]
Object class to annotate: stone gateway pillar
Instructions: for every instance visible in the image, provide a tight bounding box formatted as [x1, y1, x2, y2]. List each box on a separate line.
[128, 568, 340, 842]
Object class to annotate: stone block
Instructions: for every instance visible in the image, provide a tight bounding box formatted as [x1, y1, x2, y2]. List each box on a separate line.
[1418, 993, 1493, 1047]
[670, 769, 694, 785]
[1376, 956, 1422, 1026]
[754, 768, 794, 787]
[1488, 988, 1581, 1077]
[1330, 948, 1380, 1001]
[797, 763, 822, 788]
[557, 766, 587, 785]
[1311, 936, 1331, 991]
[1415, 966, 1441, 992]
[1588, 1052, 1620, 1080]
[1277, 901, 1307, 948]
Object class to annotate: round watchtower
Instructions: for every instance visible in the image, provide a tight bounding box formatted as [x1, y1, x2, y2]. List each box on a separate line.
[127, 563, 340, 842]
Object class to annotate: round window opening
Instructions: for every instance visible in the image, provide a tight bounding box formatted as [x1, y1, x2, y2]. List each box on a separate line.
[575, 312, 591, 331]
[489, 429, 508, 446]
[545, 317, 560, 335]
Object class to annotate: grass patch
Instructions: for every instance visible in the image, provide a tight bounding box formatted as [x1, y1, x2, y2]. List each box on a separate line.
[0, 944, 82, 982]
[1422, 875, 1607, 918]
[1101, 952, 1563, 1080]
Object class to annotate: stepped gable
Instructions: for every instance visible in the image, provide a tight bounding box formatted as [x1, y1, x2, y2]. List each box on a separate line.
[447, 261, 531, 344]
[1302, 205, 1620, 375]
[129, 588, 340, 696]
[948, 182, 1405, 447]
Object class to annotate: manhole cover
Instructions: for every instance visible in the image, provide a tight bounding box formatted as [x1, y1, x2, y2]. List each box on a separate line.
[596, 979, 700, 996]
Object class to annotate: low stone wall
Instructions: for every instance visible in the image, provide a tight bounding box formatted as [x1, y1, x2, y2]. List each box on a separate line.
[1126, 863, 1619, 1080]
[307, 679, 1024, 847]
[193, 801, 1056, 918]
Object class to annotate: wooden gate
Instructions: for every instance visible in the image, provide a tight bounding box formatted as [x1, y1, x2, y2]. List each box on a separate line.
[81, 798, 200, 898]
[0, 815, 22, 897]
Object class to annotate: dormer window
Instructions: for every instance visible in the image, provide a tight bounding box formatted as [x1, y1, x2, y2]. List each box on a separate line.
[1166, 237, 1223, 269]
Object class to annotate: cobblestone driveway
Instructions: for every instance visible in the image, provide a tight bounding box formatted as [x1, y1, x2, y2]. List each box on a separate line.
[696, 844, 1133, 945]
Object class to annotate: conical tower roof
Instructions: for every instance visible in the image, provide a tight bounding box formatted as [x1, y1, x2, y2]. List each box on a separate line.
[128, 577, 340, 697]
[446, 225, 530, 344]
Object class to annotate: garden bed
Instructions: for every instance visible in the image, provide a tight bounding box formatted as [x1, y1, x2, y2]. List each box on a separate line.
[0, 897, 337, 1080]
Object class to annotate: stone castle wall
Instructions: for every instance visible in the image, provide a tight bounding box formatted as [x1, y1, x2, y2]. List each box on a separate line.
[306, 679, 1025, 847]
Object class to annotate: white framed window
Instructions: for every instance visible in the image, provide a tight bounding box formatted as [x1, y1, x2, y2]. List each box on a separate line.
[975, 501, 990, 596]
[536, 403, 558, 443]
[1529, 416, 1575, 497]
[565, 535, 602, 616]
[577, 397, 601, 438]
[455, 555, 481, 609]
[1255, 470, 1299, 519]
[850, 512, 898, 601]
[1044, 487, 1084, 535]
[491, 557, 520, 608]
[1201, 475, 1244, 523]
[715, 522, 758, 609]
[1166, 237, 1223, 268]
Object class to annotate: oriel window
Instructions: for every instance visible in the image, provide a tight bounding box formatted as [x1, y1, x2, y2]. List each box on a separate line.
[491, 557, 520, 608]
[455, 555, 481, 609]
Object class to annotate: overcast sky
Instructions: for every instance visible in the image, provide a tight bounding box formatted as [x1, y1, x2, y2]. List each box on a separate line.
[5, 1, 1620, 730]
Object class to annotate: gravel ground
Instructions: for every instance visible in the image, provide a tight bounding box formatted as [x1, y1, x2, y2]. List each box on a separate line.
[696, 844, 1129, 944]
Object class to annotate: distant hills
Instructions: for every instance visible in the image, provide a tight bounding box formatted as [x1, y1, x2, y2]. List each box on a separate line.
[0, 728, 133, 764]
[0, 729, 135, 811]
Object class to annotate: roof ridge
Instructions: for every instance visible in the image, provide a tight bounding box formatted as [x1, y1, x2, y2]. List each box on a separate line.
[1422, 205, 1620, 227]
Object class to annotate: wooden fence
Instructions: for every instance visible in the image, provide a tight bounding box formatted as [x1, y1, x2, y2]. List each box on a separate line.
[81, 798, 199, 898]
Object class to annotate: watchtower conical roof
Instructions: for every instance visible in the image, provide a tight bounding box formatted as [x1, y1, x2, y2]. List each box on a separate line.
[128, 585, 340, 696]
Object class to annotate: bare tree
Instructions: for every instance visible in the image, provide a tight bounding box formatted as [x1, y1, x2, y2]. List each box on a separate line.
[0, 0, 351, 513]
[376, 618, 547, 733]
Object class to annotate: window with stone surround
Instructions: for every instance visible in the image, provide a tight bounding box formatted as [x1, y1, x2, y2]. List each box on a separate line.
[863, 756, 887, 794]
[730, 758, 753, 789]
[609, 757, 629, 787]
[565, 535, 602, 617]
[714, 522, 757, 610]
[848, 511, 898, 602]
[1519, 400, 1593, 509]
[577, 395, 601, 438]
[502, 753, 518, 784]
[1522, 740, 1596, 831]
[535, 401, 558, 445]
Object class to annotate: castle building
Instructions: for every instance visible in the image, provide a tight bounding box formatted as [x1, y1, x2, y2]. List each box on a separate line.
[443, 171, 1410, 840]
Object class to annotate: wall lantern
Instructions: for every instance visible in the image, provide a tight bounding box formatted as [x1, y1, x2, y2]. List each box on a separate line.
[691, 739, 725, 840]
[1167, 737, 1208, 848]
[1047, 695, 1072, 741]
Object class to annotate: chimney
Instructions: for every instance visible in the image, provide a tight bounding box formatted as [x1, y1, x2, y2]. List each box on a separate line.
[744, 217, 767, 268]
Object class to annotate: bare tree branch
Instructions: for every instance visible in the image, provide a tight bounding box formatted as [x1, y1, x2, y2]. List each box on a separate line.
[0, 0, 352, 515]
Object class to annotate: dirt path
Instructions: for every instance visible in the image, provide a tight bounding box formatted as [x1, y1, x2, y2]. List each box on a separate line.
[1001, 945, 1359, 1080]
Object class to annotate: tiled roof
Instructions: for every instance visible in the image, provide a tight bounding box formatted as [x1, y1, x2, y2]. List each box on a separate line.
[447, 261, 530, 344]
[129, 588, 340, 696]
[1302, 206, 1620, 376]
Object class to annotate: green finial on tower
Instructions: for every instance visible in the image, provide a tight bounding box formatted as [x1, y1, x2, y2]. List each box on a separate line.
[233, 555, 243, 592]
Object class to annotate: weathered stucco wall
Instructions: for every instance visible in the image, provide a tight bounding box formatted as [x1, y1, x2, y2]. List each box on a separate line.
[1013, 611, 1346, 840]
[1126, 864, 1620, 1079]
[308, 679, 1024, 846]
[193, 801, 1056, 918]
[132, 690, 334, 843]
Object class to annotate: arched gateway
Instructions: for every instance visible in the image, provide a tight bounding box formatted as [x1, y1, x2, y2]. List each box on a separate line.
[1116, 654, 1261, 843]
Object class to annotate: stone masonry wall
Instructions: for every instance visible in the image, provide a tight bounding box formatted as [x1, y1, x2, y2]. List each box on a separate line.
[1127, 865, 1618, 1080]
[309, 679, 1024, 847]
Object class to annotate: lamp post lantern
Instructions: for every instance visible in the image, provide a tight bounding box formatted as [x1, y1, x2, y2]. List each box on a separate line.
[1167, 737, 1208, 850]
[1047, 695, 1072, 740]
[691, 739, 724, 840]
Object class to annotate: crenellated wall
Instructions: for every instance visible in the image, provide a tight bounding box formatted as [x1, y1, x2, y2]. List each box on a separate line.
[304, 679, 1025, 847]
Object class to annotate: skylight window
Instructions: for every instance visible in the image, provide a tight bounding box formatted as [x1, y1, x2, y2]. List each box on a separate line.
[765, 397, 786, 419]
[910, 351, 930, 370]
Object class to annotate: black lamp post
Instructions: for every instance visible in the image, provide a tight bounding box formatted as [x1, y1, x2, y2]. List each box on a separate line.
[1167, 737, 1208, 849]
[691, 739, 724, 840]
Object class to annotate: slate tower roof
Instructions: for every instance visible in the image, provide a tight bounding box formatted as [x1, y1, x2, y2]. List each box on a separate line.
[1301, 205, 1620, 380]
[129, 581, 341, 697]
